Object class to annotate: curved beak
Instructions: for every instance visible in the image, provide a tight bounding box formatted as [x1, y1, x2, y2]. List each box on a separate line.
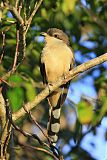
[40, 32, 47, 36]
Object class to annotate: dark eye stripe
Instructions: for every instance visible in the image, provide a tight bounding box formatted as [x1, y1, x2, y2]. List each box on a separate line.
[54, 34, 58, 38]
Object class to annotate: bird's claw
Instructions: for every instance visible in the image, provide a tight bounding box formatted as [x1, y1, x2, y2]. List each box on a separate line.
[47, 83, 53, 92]
[63, 73, 68, 79]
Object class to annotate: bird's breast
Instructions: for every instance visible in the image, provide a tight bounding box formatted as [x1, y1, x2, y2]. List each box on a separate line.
[41, 44, 73, 83]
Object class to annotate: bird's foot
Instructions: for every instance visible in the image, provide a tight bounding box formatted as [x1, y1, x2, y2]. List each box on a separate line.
[47, 83, 53, 92]
[63, 73, 68, 79]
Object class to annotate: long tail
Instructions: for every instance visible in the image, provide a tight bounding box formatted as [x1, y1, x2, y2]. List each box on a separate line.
[47, 94, 62, 145]
[47, 84, 68, 145]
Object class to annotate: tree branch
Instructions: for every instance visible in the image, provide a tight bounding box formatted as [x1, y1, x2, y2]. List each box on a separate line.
[23, 105, 51, 144]
[19, 142, 59, 160]
[0, 91, 6, 128]
[12, 28, 19, 72]
[25, 0, 43, 34]
[0, 32, 6, 64]
[12, 53, 107, 121]
[5, 4, 24, 26]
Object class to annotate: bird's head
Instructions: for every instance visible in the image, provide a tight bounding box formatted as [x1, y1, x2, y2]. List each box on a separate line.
[41, 28, 69, 45]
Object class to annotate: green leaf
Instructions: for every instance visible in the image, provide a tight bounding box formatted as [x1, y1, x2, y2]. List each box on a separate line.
[8, 74, 23, 86]
[7, 75, 24, 111]
[62, 0, 77, 15]
[77, 100, 93, 124]
[25, 82, 35, 101]
[7, 87, 24, 112]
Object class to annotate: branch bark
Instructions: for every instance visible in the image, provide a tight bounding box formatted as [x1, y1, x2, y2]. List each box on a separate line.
[6, 4, 24, 26]
[0, 32, 6, 64]
[19, 142, 59, 160]
[0, 99, 12, 160]
[12, 53, 107, 121]
[0, 89, 6, 130]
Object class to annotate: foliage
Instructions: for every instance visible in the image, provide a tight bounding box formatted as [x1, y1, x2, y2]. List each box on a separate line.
[0, 0, 107, 159]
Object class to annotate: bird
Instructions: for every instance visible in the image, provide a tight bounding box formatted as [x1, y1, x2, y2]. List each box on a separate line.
[40, 28, 74, 145]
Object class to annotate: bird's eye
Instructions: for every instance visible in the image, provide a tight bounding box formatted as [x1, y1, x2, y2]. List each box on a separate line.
[54, 34, 58, 38]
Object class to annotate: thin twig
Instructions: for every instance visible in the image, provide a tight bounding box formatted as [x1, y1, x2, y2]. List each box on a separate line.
[6, 104, 50, 148]
[4, 4, 24, 26]
[19, 142, 59, 160]
[12, 0, 23, 72]
[18, 0, 23, 14]
[25, 0, 43, 34]
[23, 105, 51, 144]
[12, 28, 19, 72]
[8, 116, 43, 145]
[0, 78, 11, 87]
[15, 0, 19, 9]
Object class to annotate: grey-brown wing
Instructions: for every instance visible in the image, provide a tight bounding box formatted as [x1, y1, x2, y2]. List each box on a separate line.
[61, 49, 75, 105]
[40, 61, 47, 84]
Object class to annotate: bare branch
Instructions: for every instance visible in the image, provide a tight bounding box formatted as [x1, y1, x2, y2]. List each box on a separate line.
[23, 106, 51, 144]
[4, 4, 24, 25]
[10, 120, 44, 145]
[0, 89, 6, 130]
[12, 53, 107, 121]
[15, 0, 19, 9]
[0, 99, 13, 159]
[18, 0, 23, 14]
[12, 29, 19, 72]
[19, 142, 59, 160]
[25, 0, 43, 34]
[18, 26, 26, 60]
[0, 32, 6, 64]
[6, 104, 51, 149]
[0, 119, 12, 159]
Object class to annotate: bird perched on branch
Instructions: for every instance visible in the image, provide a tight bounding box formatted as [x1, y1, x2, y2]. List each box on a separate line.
[40, 28, 74, 145]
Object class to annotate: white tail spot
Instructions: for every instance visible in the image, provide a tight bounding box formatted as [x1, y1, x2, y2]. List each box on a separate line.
[50, 134, 58, 144]
[53, 108, 61, 119]
[51, 123, 60, 133]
